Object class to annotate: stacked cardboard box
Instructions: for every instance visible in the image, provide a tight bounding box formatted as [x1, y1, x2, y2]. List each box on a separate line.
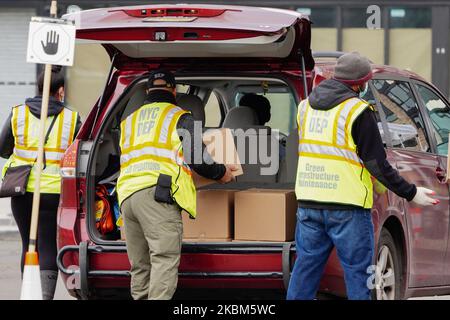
[234, 189, 297, 242]
[123, 188, 297, 242]
[182, 188, 297, 242]
[182, 189, 236, 241]
[184, 127, 241, 241]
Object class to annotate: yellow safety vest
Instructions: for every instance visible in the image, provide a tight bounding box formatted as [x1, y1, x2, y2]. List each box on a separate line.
[2, 104, 78, 194]
[295, 97, 374, 209]
[117, 102, 197, 217]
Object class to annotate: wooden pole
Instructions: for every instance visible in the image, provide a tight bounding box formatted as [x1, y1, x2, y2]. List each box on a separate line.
[27, 0, 57, 253]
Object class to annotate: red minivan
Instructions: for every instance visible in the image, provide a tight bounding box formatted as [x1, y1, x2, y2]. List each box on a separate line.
[56, 4, 450, 300]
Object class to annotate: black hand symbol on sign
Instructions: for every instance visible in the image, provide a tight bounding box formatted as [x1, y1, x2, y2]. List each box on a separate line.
[41, 30, 59, 55]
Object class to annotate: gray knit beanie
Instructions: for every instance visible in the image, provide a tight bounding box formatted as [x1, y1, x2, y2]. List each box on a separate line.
[333, 52, 372, 86]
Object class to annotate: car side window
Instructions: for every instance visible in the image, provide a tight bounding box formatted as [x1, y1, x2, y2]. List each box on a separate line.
[359, 82, 386, 144]
[370, 79, 430, 152]
[415, 84, 450, 156]
[176, 84, 190, 94]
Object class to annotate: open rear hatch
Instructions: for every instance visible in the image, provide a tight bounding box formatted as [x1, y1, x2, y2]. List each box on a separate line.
[64, 4, 314, 70]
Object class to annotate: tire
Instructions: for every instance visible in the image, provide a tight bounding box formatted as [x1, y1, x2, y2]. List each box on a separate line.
[372, 228, 403, 300]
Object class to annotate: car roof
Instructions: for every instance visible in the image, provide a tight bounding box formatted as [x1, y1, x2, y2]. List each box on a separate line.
[314, 59, 428, 83]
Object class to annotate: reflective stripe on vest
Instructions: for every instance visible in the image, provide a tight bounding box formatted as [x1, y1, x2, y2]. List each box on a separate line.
[121, 146, 178, 167]
[13, 147, 64, 163]
[295, 97, 374, 209]
[298, 143, 361, 166]
[2, 104, 78, 194]
[117, 102, 197, 217]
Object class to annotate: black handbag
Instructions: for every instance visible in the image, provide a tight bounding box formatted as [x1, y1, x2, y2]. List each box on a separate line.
[0, 115, 58, 198]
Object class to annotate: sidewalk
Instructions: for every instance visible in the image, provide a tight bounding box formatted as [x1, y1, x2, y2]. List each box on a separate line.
[0, 235, 74, 300]
[0, 197, 18, 234]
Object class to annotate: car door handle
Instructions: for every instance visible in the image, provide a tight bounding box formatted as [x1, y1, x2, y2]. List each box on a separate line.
[436, 167, 447, 184]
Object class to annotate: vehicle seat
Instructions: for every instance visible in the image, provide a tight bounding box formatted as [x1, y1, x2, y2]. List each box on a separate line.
[223, 106, 278, 183]
[177, 93, 206, 126]
[222, 106, 259, 129]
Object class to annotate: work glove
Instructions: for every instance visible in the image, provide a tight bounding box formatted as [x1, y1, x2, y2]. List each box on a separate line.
[411, 187, 439, 206]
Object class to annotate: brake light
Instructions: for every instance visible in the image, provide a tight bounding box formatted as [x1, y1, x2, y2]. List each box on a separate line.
[60, 139, 79, 178]
[114, 8, 237, 18]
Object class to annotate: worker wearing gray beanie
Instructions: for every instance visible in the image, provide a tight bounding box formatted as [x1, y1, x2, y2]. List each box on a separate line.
[333, 51, 373, 86]
[288, 51, 437, 301]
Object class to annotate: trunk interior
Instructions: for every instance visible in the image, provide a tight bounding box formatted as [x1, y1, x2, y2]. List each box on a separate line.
[86, 74, 300, 245]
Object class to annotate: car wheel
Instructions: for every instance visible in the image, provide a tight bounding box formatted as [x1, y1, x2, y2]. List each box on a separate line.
[373, 228, 402, 300]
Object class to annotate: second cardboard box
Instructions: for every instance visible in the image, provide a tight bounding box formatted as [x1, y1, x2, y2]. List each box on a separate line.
[234, 189, 297, 242]
[183, 189, 236, 241]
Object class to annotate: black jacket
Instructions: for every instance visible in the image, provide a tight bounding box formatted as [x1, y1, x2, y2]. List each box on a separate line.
[0, 96, 82, 159]
[299, 79, 417, 210]
[144, 90, 226, 180]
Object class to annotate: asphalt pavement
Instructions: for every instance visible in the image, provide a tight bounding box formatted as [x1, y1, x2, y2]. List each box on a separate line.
[0, 232, 73, 300]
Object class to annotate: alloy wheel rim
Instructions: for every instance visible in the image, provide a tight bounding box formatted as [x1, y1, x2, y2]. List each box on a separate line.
[375, 245, 396, 300]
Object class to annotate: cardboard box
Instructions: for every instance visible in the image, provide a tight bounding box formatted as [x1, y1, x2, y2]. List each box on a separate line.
[231, 239, 281, 243]
[234, 189, 297, 242]
[192, 128, 243, 188]
[184, 238, 232, 242]
[182, 189, 237, 240]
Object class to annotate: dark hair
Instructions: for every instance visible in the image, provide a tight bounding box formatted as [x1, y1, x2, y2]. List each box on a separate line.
[239, 93, 271, 125]
[37, 65, 65, 95]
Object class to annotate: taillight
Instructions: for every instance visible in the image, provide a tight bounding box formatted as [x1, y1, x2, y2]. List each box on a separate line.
[60, 139, 79, 178]
[59, 139, 82, 210]
[60, 167, 76, 178]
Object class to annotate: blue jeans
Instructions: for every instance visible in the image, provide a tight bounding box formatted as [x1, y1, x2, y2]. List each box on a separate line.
[287, 207, 374, 300]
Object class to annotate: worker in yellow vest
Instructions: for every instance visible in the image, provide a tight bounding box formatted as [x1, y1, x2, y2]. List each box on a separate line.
[287, 52, 438, 300]
[0, 66, 81, 299]
[117, 69, 236, 300]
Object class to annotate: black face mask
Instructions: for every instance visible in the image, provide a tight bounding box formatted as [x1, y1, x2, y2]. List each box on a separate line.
[358, 83, 369, 98]
[145, 89, 177, 105]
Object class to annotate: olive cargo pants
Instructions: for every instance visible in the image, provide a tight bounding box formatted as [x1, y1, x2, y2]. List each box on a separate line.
[121, 187, 183, 300]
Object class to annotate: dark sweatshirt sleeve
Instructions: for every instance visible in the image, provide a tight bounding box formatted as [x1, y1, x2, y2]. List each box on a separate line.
[352, 108, 417, 201]
[176, 113, 226, 180]
[0, 113, 14, 159]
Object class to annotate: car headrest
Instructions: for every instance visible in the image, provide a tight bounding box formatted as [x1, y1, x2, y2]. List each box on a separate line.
[222, 106, 259, 129]
[177, 94, 206, 125]
[122, 88, 147, 120]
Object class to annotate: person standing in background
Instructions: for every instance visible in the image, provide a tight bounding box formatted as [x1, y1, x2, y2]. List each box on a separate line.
[0, 66, 81, 300]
